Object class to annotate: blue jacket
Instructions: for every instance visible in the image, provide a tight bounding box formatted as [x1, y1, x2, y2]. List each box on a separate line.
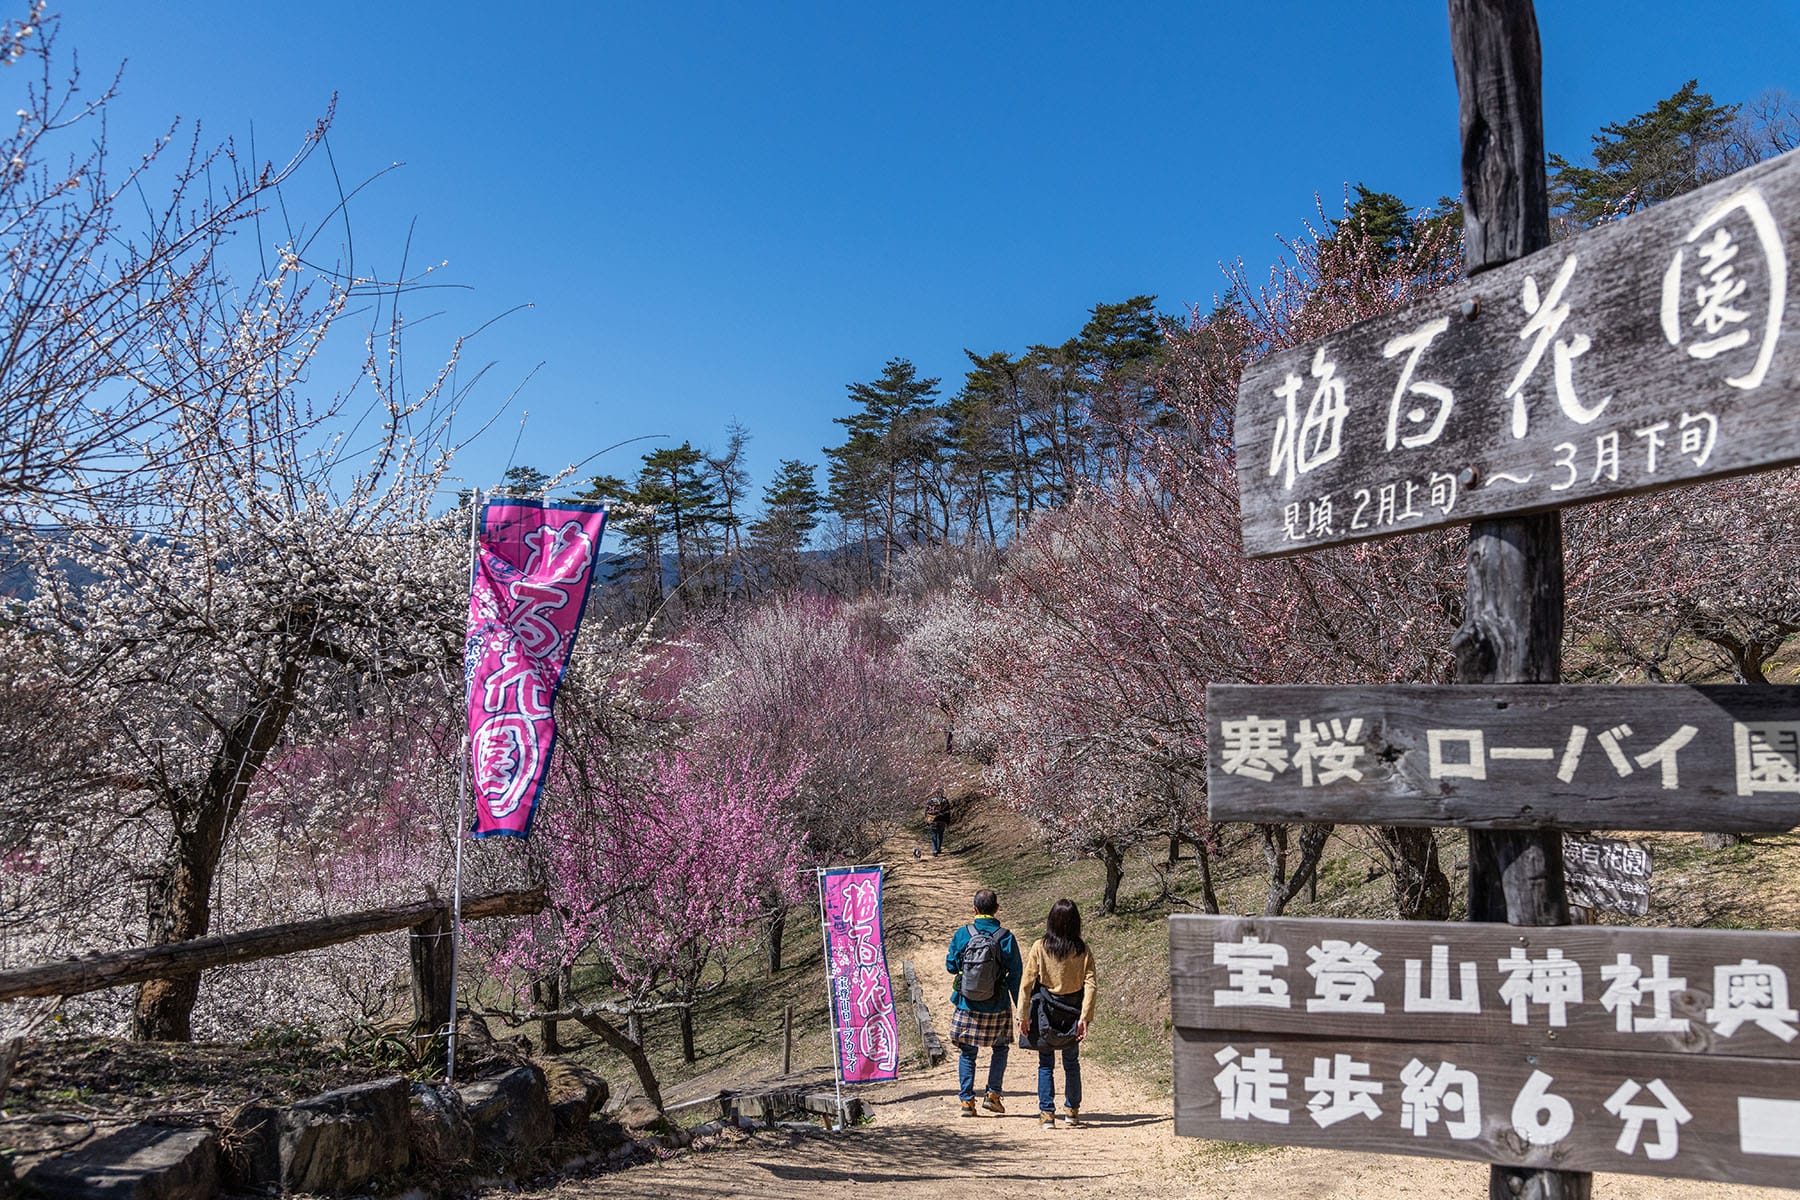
[946, 916, 1023, 1013]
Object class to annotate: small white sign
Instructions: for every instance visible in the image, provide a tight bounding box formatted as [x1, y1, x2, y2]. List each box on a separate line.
[1738, 1097, 1800, 1157]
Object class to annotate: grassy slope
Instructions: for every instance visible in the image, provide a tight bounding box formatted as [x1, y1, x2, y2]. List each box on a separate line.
[898, 797, 1800, 1102]
[557, 794, 1800, 1111]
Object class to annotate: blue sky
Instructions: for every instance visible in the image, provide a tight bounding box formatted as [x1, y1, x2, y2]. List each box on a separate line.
[56, 2, 1800, 509]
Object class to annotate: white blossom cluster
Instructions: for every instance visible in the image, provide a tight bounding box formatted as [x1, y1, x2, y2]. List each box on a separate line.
[0, 217, 496, 1037]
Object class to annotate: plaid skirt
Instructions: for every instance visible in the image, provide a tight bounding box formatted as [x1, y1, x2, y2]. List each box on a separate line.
[949, 1005, 1014, 1048]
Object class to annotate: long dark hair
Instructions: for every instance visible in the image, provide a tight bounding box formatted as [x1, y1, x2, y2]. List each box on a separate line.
[1043, 898, 1086, 961]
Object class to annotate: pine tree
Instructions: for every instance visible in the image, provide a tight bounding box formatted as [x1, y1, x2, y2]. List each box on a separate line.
[950, 351, 1031, 542]
[1331, 186, 1414, 266]
[749, 459, 823, 590]
[637, 443, 726, 607]
[1549, 80, 1740, 224]
[1019, 340, 1085, 505]
[823, 358, 942, 586]
[494, 464, 552, 498]
[1076, 296, 1167, 474]
[575, 471, 663, 618]
[706, 422, 753, 601]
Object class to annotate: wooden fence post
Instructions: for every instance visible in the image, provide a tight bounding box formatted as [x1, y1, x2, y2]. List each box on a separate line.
[783, 1003, 794, 1075]
[1448, 2, 1588, 1198]
[409, 904, 454, 1060]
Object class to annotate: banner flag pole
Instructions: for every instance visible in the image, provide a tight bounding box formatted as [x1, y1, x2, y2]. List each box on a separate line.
[447, 487, 481, 1084]
[815, 867, 847, 1128]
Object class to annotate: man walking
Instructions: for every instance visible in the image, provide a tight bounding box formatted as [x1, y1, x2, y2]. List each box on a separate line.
[945, 888, 1022, 1116]
[923, 793, 951, 856]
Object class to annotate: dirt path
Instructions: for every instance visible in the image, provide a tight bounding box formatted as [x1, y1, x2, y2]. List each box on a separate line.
[547, 834, 1790, 1200]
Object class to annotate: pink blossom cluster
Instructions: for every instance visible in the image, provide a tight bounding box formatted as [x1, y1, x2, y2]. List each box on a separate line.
[489, 743, 810, 1005]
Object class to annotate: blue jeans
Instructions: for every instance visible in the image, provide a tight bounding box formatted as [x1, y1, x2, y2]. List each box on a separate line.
[1038, 1044, 1081, 1113]
[957, 1041, 1008, 1101]
[930, 820, 945, 854]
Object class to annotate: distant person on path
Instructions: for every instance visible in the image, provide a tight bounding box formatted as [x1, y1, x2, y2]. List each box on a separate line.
[923, 793, 951, 856]
[945, 887, 1022, 1116]
[1017, 897, 1096, 1130]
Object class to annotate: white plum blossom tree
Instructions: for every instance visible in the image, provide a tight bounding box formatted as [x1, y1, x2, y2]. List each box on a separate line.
[14, 218, 480, 1040]
[0, 4, 328, 512]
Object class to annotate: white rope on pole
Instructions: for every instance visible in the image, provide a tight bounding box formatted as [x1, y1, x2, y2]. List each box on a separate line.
[447, 487, 481, 1085]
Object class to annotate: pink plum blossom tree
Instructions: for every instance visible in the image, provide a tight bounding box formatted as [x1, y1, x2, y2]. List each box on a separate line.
[487, 744, 808, 1108]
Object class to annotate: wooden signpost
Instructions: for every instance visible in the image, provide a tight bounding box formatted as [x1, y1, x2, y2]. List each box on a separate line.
[1170, 2, 1800, 1196]
[1205, 684, 1800, 831]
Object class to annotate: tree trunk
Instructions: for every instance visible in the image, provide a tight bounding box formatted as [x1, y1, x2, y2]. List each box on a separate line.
[679, 1004, 696, 1064]
[134, 657, 306, 1041]
[1259, 823, 1330, 916]
[1377, 827, 1453, 920]
[1194, 837, 1221, 915]
[626, 1010, 643, 1048]
[1703, 632, 1776, 849]
[410, 908, 454, 1062]
[1260, 824, 1287, 905]
[1099, 842, 1124, 914]
[766, 906, 786, 975]
[573, 1012, 664, 1112]
[132, 835, 217, 1041]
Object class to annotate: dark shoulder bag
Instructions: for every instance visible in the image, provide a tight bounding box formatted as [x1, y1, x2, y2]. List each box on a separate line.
[1019, 984, 1083, 1049]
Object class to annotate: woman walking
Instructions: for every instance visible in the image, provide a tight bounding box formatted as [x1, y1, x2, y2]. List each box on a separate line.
[1017, 898, 1096, 1129]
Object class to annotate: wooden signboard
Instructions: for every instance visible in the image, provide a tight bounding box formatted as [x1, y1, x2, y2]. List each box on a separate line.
[1563, 833, 1652, 916]
[1174, 1033, 1800, 1187]
[1205, 683, 1800, 831]
[1171, 915, 1800, 1187]
[1178, 4, 1800, 1193]
[1169, 916, 1800, 1061]
[1234, 147, 1800, 558]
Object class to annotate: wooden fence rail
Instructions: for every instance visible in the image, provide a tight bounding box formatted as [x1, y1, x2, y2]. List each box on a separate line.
[0, 888, 545, 1035]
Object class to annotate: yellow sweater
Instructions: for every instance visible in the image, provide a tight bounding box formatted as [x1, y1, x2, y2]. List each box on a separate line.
[1018, 939, 1097, 1025]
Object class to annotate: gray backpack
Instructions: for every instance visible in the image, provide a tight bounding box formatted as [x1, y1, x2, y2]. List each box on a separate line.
[958, 923, 1007, 1001]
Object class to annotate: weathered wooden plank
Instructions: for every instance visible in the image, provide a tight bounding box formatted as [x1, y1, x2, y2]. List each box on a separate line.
[1169, 915, 1800, 1060]
[1233, 148, 1800, 559]
[900, 959, 946, 1066]
[1205, 683, 1800, 831]
[1174, 1029, 1800, 1187]
[0, 888, 546, 1003]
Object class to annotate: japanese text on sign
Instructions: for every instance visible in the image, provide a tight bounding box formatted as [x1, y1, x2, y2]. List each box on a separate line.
[819, 867, 900, 1084]
[1234, 153, 1800, 557]
[1204, 684, 1800, 833]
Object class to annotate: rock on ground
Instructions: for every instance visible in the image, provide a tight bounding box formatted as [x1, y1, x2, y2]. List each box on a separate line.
[20, 1123, 218, 1200]
[276, 1076, 411, 1194]
[459, 1063, 553, 1160]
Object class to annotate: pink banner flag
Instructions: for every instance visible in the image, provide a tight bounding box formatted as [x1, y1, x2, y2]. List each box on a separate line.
[819, 866, 899, 1083]
[465, 498, 607, 839]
